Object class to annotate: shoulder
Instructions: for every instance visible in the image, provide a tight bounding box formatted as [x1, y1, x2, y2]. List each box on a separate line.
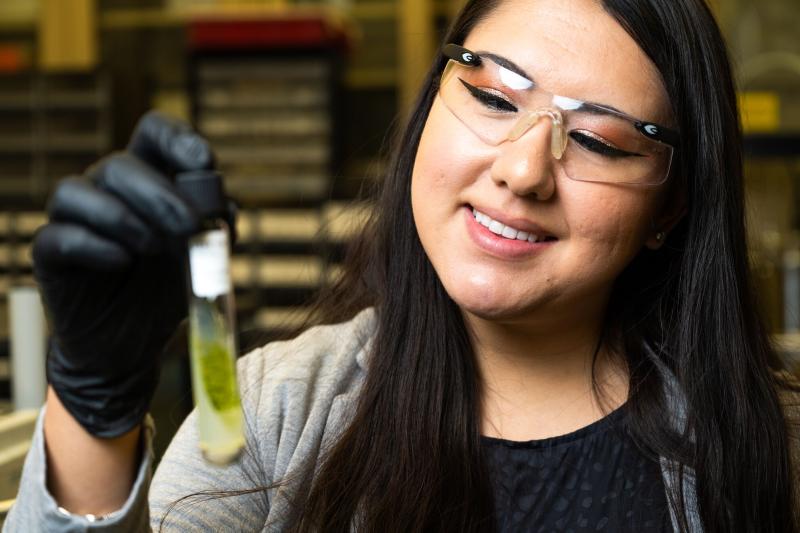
[774, 370, 800, 506]
[236, 306, 377, 393]
[775, 371, 800, 457]
[235, 308, 377, 472]
[775, 370, 800, 423]
[148, 308, 379, 527]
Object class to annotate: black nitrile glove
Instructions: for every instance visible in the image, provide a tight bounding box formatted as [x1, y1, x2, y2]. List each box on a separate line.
[33, 111, 222, 438]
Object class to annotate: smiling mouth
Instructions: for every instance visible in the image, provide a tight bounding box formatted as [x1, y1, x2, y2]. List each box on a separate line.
[471, 207, 557, 243]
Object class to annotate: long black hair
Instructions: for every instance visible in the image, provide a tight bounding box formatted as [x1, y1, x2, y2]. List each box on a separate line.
[292, 0, 798, 530]
[599, 0, 798, 531]
[165, 0, 799, 531]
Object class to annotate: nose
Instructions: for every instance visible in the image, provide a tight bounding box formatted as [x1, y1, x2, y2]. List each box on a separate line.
[490, 115, 557, 200]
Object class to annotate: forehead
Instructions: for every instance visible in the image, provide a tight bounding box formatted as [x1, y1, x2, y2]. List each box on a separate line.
[466, 0, 671, 124]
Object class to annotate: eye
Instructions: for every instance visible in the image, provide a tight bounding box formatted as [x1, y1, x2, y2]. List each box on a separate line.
[458, 78, 517, 113]
[569, 131, 641, 159]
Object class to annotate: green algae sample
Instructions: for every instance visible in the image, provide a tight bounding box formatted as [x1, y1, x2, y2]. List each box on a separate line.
[196, 339, 240, 411]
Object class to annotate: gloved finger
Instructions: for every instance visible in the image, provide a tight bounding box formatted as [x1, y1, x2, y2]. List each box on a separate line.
[32, 223, 131, 271]
[127, 110, 215, 174]
[48, 176, 161, 255]
[89, 152, 199, 238]
[225, 198, 238, 245]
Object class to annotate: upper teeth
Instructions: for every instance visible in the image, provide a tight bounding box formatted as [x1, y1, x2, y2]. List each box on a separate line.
[472, 208, 544, 243]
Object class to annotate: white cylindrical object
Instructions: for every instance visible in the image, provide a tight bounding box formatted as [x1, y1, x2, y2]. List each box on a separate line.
[9, 286, 47, 410]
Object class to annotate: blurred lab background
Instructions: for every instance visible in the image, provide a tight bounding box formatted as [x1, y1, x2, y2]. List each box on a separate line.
[0, 0, 798, 518]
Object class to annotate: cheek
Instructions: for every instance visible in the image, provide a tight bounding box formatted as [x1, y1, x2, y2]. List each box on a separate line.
[413, 98, 493, 184]
[411, 101, 486, 222]
[565, 189, 659, 266]
[412, 114, 448, 210]
[410, 135, 445, 240]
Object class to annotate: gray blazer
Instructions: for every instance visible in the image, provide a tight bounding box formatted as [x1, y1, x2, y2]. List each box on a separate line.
[3, 308, 706, 532]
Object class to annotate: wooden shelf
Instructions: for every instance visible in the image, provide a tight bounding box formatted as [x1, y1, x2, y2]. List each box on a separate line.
[98, 1, 456, 29]
[101, 4, 351, 30]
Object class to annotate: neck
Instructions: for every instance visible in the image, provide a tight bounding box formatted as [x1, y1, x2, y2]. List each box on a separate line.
[464, 305, 629, 441]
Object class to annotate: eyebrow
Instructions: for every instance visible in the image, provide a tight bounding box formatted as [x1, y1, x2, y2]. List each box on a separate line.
[475, 50, 631, 119]
[476, 51, 534, 86]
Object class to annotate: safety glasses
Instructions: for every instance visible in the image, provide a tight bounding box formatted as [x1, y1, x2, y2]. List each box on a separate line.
[439, 44, 679, 186]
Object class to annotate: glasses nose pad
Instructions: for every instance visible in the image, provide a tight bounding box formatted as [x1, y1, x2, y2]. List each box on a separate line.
[506, 109, 567, 160]
[548, 110, 567, 160]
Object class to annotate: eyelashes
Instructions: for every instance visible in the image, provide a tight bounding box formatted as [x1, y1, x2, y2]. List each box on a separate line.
[459, 79, 517, 113]
[569, 132, 640, 159]
[458, 79, 641, 159]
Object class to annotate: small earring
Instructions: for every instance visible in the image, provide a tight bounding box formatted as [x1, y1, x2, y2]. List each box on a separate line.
[655, 232, 665, 242]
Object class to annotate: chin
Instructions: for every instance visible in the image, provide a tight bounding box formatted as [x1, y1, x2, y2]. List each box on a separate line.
[436, 266, 534, 319]
[446, 284, 534, 323]
[461, 300, 536, 323]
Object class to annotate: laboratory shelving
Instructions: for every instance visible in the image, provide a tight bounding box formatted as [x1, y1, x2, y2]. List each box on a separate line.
[187, 15, 350, 337]
[0, 70, 112, 403]
[0, 71, 111, 324]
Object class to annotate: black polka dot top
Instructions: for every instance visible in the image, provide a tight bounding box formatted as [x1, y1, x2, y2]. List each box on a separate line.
[482, 403, 672, 532]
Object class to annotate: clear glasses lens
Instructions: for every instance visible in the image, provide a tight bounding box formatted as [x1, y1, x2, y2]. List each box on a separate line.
[439, 57, 674, 186]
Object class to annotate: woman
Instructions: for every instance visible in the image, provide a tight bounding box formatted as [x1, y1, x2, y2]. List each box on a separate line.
[5, 0, 798, 531]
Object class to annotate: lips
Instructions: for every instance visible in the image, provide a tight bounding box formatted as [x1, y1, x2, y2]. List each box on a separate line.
[462, 205, 557, 260]
[468, 205, 557, 243]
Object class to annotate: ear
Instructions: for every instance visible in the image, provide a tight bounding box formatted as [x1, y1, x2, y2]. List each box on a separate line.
[644, 185, 687, 250]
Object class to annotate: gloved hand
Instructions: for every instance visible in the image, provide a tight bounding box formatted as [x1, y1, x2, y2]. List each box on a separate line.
[33, 111, 219, 438]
